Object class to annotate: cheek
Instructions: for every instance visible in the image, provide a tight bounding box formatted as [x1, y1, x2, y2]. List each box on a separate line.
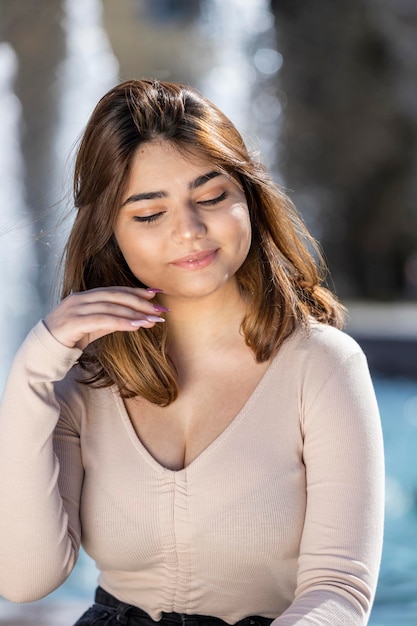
[231, 205, 252, 252]
[114, 231, 156, 280]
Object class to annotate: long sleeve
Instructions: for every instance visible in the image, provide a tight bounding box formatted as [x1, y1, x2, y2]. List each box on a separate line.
[0, 320, 385, 621]
[0, 321, 83, 602]
[272, 342, 385, 625]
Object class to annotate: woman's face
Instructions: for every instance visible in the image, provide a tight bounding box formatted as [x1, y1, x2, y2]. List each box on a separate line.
[114, 140, 251, 301]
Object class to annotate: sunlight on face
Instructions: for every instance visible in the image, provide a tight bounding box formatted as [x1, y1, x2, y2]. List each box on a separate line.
[114, 141, 252, 302]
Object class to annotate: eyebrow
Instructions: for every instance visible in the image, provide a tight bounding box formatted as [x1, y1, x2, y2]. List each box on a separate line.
[189, 170, 221, 190]
[122, 170, 221, 207]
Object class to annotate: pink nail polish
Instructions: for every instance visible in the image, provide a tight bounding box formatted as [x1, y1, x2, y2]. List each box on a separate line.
[146, 315, 165, 323]
[153, 304, 170, 313]
[146, 288, 164, 294]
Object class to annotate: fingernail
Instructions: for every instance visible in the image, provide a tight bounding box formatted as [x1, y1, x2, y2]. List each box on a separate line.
[146, 288, 164, 294]
[146, 315, 165, 323]
[130, 320, 150, 327]
[153, 304, 170, 312]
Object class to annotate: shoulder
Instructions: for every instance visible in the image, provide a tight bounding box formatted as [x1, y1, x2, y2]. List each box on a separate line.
[287, 320, 365, 365]
[278, 320, 370, 392]
[304, 320, 362, 354]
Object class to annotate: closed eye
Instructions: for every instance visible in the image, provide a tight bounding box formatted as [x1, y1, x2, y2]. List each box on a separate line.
[198, 191, 227, 206]
[133, 212, 165, 223]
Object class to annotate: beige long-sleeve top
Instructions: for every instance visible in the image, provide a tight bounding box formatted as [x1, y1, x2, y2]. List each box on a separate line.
[0, 320, 384, 625]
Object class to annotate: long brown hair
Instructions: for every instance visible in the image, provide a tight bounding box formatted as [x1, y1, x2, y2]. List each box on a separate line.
[62, 79, 345, 406]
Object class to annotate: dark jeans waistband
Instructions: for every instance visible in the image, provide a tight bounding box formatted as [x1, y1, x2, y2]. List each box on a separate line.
[94, 586, 273, 626]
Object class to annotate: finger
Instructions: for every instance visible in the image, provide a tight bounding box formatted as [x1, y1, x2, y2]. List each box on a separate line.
[65, 289, 165, 317]
[74, 299, 164, 319]
[79, 314, 165, 348]
[45, 297, 166, 347]
[83, 286, 163, 300]
[45, 309, 165, 349]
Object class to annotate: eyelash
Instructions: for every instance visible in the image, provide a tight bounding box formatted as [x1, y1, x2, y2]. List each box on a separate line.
[134, 212, 164, 223]
[198, 191, 227, 206]
[133, 192, 228, 223]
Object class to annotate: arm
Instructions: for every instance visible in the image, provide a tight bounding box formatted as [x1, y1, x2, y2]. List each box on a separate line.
[0, 322, 83, 602]
[0, 286, 164, 602]
[274, 347, 385, 625]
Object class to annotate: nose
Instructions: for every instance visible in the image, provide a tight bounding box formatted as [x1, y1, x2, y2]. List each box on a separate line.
[172, 204, 207, 243]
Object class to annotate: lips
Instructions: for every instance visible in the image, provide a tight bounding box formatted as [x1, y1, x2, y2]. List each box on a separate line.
[170, 248, 219, 270]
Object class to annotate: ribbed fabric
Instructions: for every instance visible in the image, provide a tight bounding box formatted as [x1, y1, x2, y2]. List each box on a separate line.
[0, 320, 384, 626]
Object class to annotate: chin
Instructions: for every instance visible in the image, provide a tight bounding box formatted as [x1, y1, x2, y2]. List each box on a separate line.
[169, 277, 236, 300]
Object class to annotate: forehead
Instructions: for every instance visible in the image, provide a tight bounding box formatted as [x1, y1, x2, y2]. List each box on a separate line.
[123, 140, 238, 198]
[131, 140, 215, 173]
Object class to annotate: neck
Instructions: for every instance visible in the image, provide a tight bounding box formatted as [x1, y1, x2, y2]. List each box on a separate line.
[158, 282, 248, 366]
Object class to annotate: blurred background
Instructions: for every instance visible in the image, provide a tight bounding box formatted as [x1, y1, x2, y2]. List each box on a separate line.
[0, 0, 416, 624]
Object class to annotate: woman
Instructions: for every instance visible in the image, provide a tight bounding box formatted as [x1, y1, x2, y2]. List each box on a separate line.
[0, 79, 384, 625]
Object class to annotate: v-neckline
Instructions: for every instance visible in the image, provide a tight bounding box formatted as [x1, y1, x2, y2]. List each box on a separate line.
[113, 348, 282, 476]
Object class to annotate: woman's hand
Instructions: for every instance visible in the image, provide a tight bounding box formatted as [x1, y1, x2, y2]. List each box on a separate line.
[43, 287, 167, 350]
